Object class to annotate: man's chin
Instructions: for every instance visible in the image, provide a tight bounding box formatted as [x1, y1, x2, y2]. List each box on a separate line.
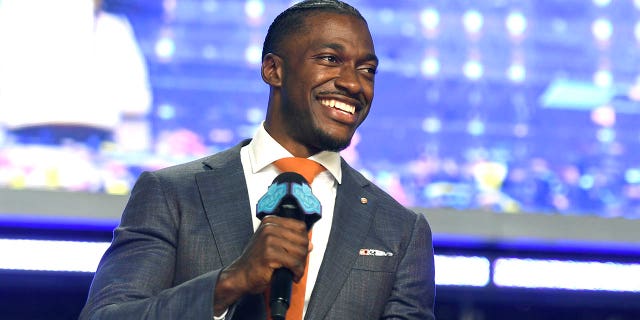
[315, 133, 352, 152]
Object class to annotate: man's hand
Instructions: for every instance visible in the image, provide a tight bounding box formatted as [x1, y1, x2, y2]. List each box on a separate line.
[212, 216, 310, 315]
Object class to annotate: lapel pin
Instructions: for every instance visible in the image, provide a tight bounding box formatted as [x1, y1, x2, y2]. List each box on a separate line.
[359, 248, 393, 256]
[360, 197, 368, 204]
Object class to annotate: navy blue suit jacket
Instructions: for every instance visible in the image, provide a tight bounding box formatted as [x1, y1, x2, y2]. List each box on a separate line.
[80, 140, 435, 319]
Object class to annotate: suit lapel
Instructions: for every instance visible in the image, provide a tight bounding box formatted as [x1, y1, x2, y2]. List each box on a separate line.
[196, 140, 269, 319]
[195, 140, 254, 267]
[305, 161, 374, 320]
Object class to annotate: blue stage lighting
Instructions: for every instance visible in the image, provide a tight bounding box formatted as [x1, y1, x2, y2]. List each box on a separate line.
[0, 239, 110, 272]
[494, 257, 640, 292]
[506, 11, 527, 37]
[463, 10, 483, 35]
[435, 255, 491, 287]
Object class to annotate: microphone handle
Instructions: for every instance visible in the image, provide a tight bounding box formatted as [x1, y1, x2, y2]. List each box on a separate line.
[270, 268, 293, 320]
[270, 193, 307, 319]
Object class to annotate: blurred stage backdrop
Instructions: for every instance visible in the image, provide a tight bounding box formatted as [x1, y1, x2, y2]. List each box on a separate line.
[4, 0, 640, 216]
[1, 0, 640, 319]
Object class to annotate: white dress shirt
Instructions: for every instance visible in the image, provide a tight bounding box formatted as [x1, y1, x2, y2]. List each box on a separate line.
[240, 123, 341, 317]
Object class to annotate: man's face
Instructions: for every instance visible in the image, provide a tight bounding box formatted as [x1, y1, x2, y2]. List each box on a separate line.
[266, 12, 378, 156]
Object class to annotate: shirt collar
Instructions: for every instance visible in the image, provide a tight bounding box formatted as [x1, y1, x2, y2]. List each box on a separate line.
[247, 123, 342, 183]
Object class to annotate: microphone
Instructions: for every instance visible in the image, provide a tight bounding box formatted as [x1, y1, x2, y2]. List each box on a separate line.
[256, 172, 322, 320]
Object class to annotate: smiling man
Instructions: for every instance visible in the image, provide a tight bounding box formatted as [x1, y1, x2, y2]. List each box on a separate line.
[81, 1, 435, 319]
[262, 10, 377, 157]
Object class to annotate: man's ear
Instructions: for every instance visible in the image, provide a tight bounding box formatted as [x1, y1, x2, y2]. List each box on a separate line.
[261, 53, 283, 87]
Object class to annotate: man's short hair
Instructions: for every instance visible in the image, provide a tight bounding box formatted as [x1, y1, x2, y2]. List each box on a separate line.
[261, 0, 367, 60]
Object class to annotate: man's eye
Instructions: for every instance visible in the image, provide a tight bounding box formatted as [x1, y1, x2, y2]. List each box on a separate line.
[359, 66, 378, 74]
[320, 55, 339, 63]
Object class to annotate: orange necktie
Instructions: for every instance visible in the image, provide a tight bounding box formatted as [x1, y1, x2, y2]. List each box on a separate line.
[267, 157, 325, 320]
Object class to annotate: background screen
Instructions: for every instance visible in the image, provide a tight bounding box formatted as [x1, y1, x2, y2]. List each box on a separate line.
[2, 0, 640, 219]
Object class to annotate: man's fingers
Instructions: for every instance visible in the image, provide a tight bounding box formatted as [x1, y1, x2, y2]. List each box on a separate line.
[250, 216, 310, 278]
[259, 216, 310, 247]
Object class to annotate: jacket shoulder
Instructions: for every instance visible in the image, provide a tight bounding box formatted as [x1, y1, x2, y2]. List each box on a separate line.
[151, 139, 249, 180]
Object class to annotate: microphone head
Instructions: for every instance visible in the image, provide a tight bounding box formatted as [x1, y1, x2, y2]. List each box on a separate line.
[256, 172, 321, 229]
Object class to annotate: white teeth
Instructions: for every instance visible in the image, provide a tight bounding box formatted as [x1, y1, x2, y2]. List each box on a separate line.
[320, 99, 355, 114]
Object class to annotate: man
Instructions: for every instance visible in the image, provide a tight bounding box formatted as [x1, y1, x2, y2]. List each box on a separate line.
[80, 1, 435, 319]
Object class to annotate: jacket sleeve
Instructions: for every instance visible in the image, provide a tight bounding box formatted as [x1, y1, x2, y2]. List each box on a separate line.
[79, 171, 222, 319]
[381, 212, 436, 320]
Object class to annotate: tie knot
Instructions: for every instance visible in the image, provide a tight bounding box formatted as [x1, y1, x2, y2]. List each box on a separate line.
[273, 157, 325, 184]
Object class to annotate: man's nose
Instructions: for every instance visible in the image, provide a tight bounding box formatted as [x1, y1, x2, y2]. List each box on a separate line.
[334, 65, 363, 95]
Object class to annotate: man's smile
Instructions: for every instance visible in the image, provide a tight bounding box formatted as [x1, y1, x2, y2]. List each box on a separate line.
[319, 98, 356, 115]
